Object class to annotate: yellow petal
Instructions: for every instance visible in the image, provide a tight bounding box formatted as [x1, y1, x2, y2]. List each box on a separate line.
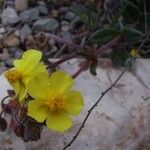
[22, 49, 42, 61]
[11, 81, 27, 101]
[11, 80, 20, 95]
[13, 59, 26, 73]
[28, 100, 49, 122]
[32, 62, 48, 77]
[13, 50, 42, 74]
[23, 62, 48, 86]
[18, 83, 27, 101]
[49, 70, 74, 93]
[64, 90, 84, 115]
[46, 111, 72, 132]
[28, 73, 51, 100]
[14, 60, 41, 75]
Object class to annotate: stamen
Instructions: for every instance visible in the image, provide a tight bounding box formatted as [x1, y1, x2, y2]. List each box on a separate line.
[5, 69, 21, 82]
[45, 94, 65, 111]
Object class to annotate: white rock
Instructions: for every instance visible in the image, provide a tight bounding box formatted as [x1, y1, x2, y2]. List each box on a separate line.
[0, 59, 149, 150]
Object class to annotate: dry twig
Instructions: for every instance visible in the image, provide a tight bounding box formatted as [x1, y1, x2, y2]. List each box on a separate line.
[63, 58, 132, 150]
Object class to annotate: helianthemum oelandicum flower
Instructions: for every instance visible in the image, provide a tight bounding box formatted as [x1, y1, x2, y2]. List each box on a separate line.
[27, 71, 84, 132]
[4, 49, 47, 101]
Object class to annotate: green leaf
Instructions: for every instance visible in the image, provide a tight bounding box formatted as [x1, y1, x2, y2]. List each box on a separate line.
[111, 48, 130, 66]
[90, 28, 119, 45]
[123, 27, 143, 42]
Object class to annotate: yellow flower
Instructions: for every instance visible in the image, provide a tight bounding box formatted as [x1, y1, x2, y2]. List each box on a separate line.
[27, 71, 84, 132]
[4, 49, 47, 101]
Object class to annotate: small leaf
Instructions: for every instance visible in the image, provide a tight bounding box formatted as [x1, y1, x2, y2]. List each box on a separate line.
[111, 48, 130, 66]
[123, 27, 143, 43]
[10, 115, 43, 142]
[22, 116, 43, 142]
[90, 28, 119, 45]
[10, 118, 24, 137]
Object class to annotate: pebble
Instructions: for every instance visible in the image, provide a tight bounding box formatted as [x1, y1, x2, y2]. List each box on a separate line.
[4, 35, 20, 47]
[20, 24, 32, 42]
[33, 18, 59, 32]
[4, 58, 14, 67]
[8, 47, 23, 59]
[38, 4, 49, 15]
[19, 8, 39, 22]
[61, 21, 70, 32]
[0, 65, 7, 74]
[1, 8, 19, 25]
[0, 27, 6, 34]
[14, 30, 20, 37]
[0, 49, 10, 61]
[15, 0, 28, 12]
[61, 25, 70, 32]
[65, 11, 76, 21]
[9, 47, 21, 55]
[51, 10, 59, 18]
[59, 7, 69, 14]
[0, 34, 3, 40]
[14, 50, 23, 58]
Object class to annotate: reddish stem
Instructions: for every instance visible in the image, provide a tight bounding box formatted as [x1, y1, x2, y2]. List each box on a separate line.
[72, 61, 91, 79]
[47, 53, 77, 69]
[45, 33, 81, 50]
[95, 35, 121, 55]
[73, 31, 89, 39]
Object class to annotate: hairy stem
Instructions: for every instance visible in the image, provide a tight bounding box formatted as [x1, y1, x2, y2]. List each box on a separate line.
[72, 61, 91, 79]
[47, 53, 77, 69]
[45, 33, 81, 50]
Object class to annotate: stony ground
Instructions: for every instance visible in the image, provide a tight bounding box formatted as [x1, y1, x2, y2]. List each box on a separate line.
[0, 0, 150, 74]
[0, 0, 89, 72]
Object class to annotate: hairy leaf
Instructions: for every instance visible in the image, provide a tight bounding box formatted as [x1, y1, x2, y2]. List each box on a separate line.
[22, 116, 43, 142]
[90, 28, 119, 45]
[111, 48, 130, 66]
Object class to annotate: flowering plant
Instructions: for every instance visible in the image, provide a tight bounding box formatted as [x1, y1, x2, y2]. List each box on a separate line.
[0, 49, 84, 141]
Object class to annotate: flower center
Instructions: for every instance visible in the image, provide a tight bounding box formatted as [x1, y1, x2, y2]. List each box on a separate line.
[45, 93, 65, 111]
[5, 69, 21, 82]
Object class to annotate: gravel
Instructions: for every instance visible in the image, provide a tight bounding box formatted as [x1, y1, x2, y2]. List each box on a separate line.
[33, 18, 59, 32]
[1, 8, 20, 25]
[19, 7, 40, 22]
[20, 24, 32, 42]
